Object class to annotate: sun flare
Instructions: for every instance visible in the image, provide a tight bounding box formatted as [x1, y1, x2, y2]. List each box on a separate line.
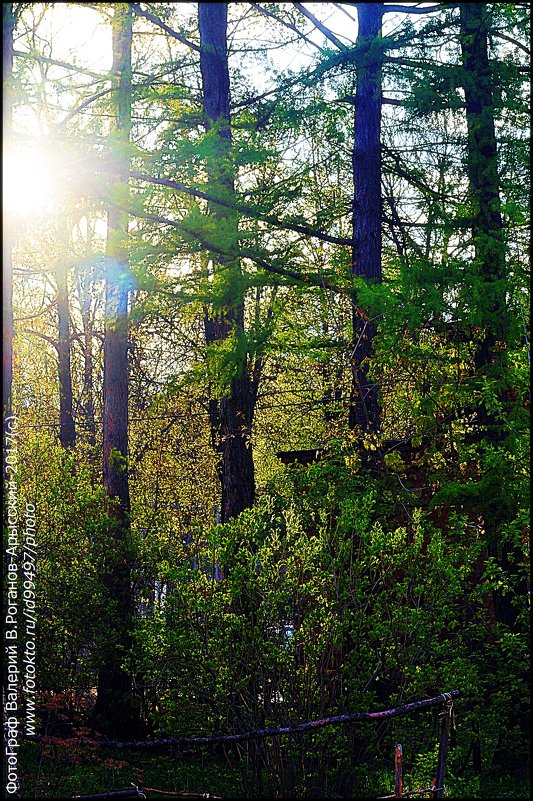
[3, 145, 60, 219]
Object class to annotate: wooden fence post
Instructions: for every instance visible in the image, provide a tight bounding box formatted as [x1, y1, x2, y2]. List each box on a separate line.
[433, 697, 453, 798]
[395, 743, 403, 798]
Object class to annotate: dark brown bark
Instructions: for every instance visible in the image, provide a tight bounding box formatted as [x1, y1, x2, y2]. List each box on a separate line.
[349, 3, 383, 439]
[3, 3, 14, 422]
[92, 3, 139, 738]
[56, 265, 76, 448]
[198, 2, 255, 524]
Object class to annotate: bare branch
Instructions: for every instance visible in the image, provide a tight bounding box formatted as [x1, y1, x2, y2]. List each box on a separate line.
[18, 691, 460, 750]
[382, 4, 444, 14]
[129, 2, 200, 52]
[13, 49, 106, 79]
[250, 3, 323, 52]
[332, 3, 357, 23]
[491, 30, 530, 56]
[21, 329, 59, 353]
[293, 3, 349, 51]
[14, 302, 57, 322]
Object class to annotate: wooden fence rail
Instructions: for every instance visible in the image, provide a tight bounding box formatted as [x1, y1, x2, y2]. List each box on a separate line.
[86, 690, 461, 750]
[8, 691, 460, 799]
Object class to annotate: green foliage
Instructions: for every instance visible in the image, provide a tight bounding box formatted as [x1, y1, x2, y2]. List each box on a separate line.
[7, 1, 530, 796]
[130, 452, 528, 796]
[14, 433, 115, 691]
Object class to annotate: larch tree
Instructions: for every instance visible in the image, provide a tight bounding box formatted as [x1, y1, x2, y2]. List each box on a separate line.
[198, 2, 256, 525]
[56, 260, 76, 449]
[459, 2, 521, 629]
[459, 2, 508, 433]
[349, 2, 384, 439]
[92, 2, 139, 737]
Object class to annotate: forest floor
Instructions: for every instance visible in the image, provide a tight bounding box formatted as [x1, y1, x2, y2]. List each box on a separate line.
[17, 740, 530, 799]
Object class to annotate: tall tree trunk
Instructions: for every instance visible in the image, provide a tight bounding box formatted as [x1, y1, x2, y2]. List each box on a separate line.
[75, 253, 97, 446]
[198, 3, 260, 734]
[56, 265, 76, 448]
[349, 2, 383, 440]
[3, 3, 14, 422]
[459, 3, 517, 628]
[198, 2, 255, 525]
[92, 3, 139, 737]
[460, 2, 508, 429]
[81, 303, 96, 447]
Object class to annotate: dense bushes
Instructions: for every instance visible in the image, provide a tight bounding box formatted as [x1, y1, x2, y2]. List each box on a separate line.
[127, 449, 529, 796]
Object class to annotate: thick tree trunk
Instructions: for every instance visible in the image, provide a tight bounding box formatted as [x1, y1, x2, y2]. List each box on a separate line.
[75, 259, 97, 446]
[3, 3, 14, 422]
[460, 4, 518, 629]
[198, 2, 255, 525]
[460, 2, 508, 422]
[92, 3, 139, 737]
[56, 266, 76, 448]
[349, 3, 383, 439]
[82, 305, 96, 447]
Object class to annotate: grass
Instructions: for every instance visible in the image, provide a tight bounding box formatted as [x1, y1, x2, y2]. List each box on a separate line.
[19, 740, 241, 799]
[18, 740, 530, 799]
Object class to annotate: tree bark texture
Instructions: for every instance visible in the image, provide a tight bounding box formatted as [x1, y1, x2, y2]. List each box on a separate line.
[81, 301, 96, 446]
[75, 253, 97, 446]
[349, 3, 383, 437]
[198, 2, 255, 524]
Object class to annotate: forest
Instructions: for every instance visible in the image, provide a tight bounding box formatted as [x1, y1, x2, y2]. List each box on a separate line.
[2, 2, 530, 799]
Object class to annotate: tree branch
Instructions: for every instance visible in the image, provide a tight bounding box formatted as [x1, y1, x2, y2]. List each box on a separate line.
[101, 165, 353, 247]
[96, 192, 352, 299]
[335, 95, 405, 106]
[15, 302, 57, 322]
[23, 691, 460, 750]
[250, 3, 323, 52]
[129, 3, 200, 52]
[21, 329, 59, 353]
[13, 49, 106, 79]
[491, 30, 530, 56]
[382, 4, 444, 14]
[145, 211, 347, 295]
[293, 3, 349, 51]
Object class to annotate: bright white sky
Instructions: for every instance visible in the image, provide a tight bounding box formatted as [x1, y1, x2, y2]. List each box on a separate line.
[4, 2, 440, 221]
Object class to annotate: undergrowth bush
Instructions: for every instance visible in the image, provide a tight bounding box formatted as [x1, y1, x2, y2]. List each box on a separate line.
[132, 450, 529, 797]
